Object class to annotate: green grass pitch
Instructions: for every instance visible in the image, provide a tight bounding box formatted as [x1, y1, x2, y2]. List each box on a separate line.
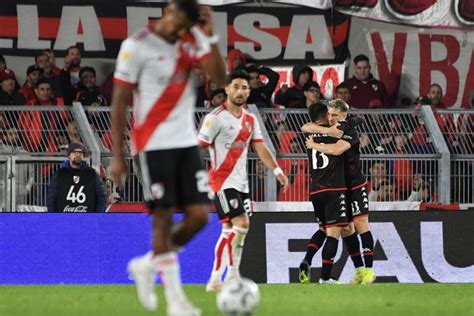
[1, 284, 473, 316]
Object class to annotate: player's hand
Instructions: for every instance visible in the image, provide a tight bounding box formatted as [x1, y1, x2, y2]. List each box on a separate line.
[277, 173, 289, 192]
[198, 5, 214, 36]
[110, 156, 127, 189]
[305, 136, 316, 149]
[328, 124, 343, 138]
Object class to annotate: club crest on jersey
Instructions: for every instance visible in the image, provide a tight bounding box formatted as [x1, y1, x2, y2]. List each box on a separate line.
[245, 122, 252, 132]
[229, 198, 239, 209]
[73, 176, 80, 184]
[151, 183, 165, 200]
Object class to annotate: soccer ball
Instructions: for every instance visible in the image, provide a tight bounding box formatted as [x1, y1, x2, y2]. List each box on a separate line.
[216, 278, 260, 316]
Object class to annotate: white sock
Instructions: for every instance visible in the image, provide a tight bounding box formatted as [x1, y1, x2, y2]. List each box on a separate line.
[227, 226, 248, 279]
[152, 251, 187, 304]
[209, 228, 231, 282]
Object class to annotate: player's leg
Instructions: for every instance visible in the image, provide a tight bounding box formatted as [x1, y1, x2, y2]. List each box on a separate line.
[341, 223, 365, 284]
[220, 190, 250, 282]
[320, 225, 342, 283]
[127, 150, 178, 311]
[319, 191, 348, 283]
[354, 215, 375, 284]
[299, 195, 327, 284]
[206, 221, 232, 291]
[352, 185, 375, 284]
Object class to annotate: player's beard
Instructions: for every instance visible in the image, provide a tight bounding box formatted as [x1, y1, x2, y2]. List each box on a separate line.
[230, 95, 246, 107]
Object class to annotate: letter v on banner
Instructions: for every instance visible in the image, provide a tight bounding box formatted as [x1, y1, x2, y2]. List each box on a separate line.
[370, 32, 407, 105]
[421, 222, 474, 283]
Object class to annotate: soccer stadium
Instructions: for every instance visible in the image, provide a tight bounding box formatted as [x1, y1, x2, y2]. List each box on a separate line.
[1, 0, 473, 315]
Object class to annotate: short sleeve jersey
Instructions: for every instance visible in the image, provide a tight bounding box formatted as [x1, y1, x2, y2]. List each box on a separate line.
[114, 25, 211, 154]
[198, 105, 264, 193]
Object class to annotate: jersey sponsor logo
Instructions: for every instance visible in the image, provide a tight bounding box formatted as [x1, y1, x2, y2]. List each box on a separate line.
[121, 51, 131, 61]
[73, 176, 80, 184]
[225, 140, 248, 149]
[151, 183, 165, 200]
[63, 205, 88, 212]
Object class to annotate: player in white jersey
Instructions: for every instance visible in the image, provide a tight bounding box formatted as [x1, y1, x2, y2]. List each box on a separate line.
[110, 1, 226, 315]
[198, 70, 289, 291]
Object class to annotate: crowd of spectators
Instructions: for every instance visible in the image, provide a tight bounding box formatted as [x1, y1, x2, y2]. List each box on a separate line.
[0, 48, 473, 206]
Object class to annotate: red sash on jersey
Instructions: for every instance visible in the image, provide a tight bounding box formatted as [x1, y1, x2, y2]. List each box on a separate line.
[209, 113, 255, 192]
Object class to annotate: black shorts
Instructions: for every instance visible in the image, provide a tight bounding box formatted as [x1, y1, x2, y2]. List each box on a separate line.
[214, 188, 251, 222]
[348, 184, 369, 219]
[135, 146, 210, 209]
[310, 190, 350, 228]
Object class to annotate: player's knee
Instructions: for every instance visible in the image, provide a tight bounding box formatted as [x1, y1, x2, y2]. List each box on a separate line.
[341, 224, 355, 236]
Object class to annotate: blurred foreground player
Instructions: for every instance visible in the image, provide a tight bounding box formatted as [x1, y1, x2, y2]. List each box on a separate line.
[110, 1, 226, 315]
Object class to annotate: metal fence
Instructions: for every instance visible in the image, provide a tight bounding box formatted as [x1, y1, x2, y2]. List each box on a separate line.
[1, 104, 473, 210]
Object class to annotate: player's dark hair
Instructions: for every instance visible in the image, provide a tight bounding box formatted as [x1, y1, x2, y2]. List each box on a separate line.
[353, 54, 369, 64]
[171, 0, 200, 23]
[308, 101, 328, 123]
[226, 69, 250, 85]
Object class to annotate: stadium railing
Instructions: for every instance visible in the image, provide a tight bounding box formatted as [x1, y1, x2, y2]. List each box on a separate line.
[1, 104, 472, 211]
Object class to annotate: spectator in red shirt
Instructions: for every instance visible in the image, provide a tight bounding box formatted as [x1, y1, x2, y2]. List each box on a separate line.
[342, 54, 390, 109]
[19, 65, 43, 101]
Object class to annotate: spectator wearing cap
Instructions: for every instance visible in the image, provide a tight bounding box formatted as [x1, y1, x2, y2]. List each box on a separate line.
[246, 64, 280, 108]
[342, 54, 390, 109]
[19, 65, 43, 101]
[206, 88, 225, 108]
[75, 66, 108, 106]
[47, 142, 106, 212]
[275, 64, 313, 108]
[60, 45, 82, 104]
[35, 51, 63, 98]
[298, 81, 322, 108]
[227, 49, 246, 73]
[0, 69, 27, 106]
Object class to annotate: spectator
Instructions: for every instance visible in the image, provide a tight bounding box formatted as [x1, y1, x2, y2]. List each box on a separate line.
[277, 135, 308, 201]
[0, 69, 27, 106]
[367, 161, 387, 196]
[274, 64, 313, 108]
[246, 64, 280, 108]
[407, 173, 434, 203]
[298, 81, 322, 108]
[390, 135, 414, 199]
[75, 66, 108, 106]
[19, 78, 67, 152]
[335, 83, 351, 104]
[35, 51, 63, 98]
[60, 45, 82, 104]
[194, 68, 208, 107]
[426, 83, 446, 109]
[0, 55, 6, 71]
[205, 88, 225, 108]
[66, 120, 83, 143]
[342, 54, 390, 109]
[27, 78, 64, 106]
[227, 49, 246, 73]
[42, 49, 61, 76]
[19, 65, 43, 101]
[47, 142, 106, 212]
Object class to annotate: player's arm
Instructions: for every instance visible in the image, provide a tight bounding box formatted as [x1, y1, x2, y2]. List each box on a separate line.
[305, 137, 351, 156]
[253, 141, 289, 192]
[198, 114, 218, 147]
[197, 6, 226, 87]
[301, 123, 343, 138]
